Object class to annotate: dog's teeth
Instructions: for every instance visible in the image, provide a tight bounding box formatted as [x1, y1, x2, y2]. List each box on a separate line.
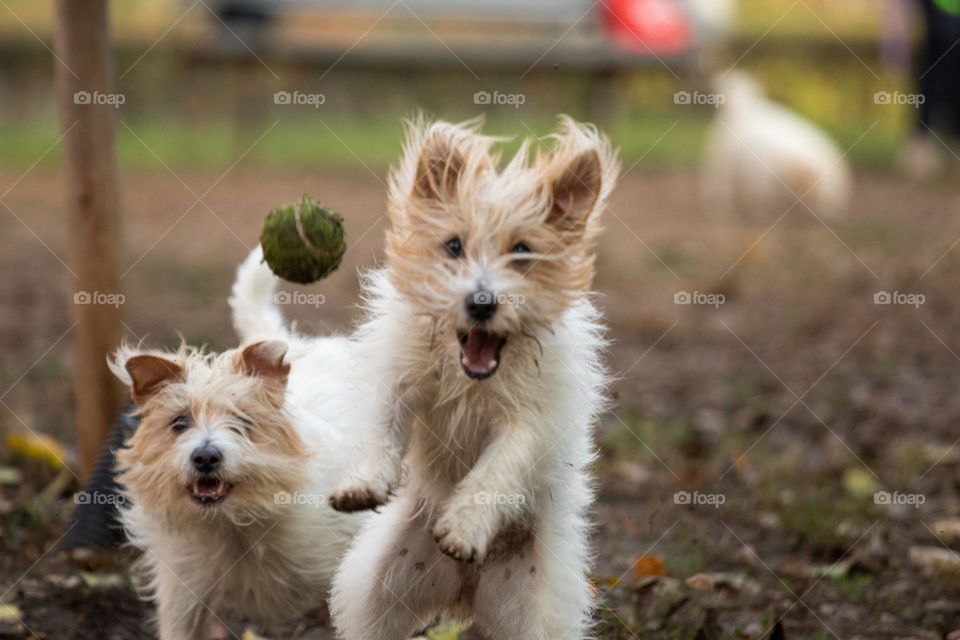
[487, 360, 496, 368]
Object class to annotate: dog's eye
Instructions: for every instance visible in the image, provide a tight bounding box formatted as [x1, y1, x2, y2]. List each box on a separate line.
[511, 242, 532, 255]
[444, 237, 464, 259]
[170, 415, 191, 434]
[230, 414, 254, 435]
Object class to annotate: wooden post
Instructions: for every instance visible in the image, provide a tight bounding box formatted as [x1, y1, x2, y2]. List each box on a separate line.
[53, 0, 124, 481]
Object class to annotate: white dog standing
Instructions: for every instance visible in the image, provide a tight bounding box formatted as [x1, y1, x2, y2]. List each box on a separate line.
[702, 70, 852, 220]
[326, 117, 618, 640]
[110, 246, 384, 640]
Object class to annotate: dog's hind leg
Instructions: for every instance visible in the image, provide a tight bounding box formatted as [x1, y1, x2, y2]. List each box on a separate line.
[331, 493, 462, 640]
[472, 510, 594, 640]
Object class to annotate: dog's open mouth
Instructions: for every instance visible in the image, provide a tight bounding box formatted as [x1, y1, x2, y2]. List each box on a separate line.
[457, 329, 507, 380]
[189, 476, 232, 506]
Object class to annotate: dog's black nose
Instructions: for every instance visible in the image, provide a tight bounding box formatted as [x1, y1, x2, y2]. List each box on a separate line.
[191, 444, 222, 474]
[465, 291, 497, 322]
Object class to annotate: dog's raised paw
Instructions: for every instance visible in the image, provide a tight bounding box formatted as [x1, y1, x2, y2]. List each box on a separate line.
[328, 486, 388, 513]
[433, 525, 484, 564]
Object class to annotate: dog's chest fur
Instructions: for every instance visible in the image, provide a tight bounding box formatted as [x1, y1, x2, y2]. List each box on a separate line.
[396, 337, 534, 493]
[404, 392, 497, 486]
[144, 516, 327, 624]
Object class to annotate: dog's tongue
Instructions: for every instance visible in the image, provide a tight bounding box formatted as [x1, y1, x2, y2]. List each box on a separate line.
[461, 329, 500, 377]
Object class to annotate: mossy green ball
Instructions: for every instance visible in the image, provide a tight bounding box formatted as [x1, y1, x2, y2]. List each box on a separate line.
[260, 196, 346, 284]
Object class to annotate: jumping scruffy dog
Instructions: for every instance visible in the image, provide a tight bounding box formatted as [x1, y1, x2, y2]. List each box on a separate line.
[328, 117, 618, 640]
[110, 247, 376, 640]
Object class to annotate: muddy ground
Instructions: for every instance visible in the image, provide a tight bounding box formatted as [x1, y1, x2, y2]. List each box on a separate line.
[2, 165, 960, 639]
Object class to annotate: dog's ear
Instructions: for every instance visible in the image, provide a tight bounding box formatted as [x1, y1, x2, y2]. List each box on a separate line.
[412, 126, 468, 204]
[238, 340, 289, 386]
[545, 148, 603, 233]
[124, 355, 184, 405]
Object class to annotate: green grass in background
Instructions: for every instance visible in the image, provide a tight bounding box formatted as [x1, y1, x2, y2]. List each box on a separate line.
[0, 107, 908, 173]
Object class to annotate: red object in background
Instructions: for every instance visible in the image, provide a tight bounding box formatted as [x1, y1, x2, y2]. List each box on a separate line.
[603, 0, 694, 55]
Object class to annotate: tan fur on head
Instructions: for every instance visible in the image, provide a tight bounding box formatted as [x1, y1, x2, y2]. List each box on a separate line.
[384, 114, 619, 342]
[110, 341, 306, 528]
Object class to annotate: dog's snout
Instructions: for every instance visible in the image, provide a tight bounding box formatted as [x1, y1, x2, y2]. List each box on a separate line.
[191, 444, 222, 474]
[465, 290, 497, 322]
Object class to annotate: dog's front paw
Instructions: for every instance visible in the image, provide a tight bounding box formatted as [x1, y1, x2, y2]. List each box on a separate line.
[329, 456, 401, 512]
[328, 484, 392, 512]
[433, 514, 489, 564]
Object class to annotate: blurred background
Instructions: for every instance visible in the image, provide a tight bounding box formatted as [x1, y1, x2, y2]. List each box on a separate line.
[1, 0, 960, 638]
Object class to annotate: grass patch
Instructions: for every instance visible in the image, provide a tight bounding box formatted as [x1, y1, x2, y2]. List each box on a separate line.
[0, 105, 902, 172]
[778, 493, 871, 560]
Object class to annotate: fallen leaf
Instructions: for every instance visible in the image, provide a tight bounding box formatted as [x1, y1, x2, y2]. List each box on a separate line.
[909, 545, 960, 575]
[0, 466, 21, 486]
[427, 622, 470, 640]
[7, 432, 70, 471]
[0, 604, 21, 623]
[685, 573, 714, 591]
[79, 572, 126, 589]
[684, 572, 761, 595]
[932, 518, 960, 548]
[631, 554, 668, 579]
[842, 467, 878, 499]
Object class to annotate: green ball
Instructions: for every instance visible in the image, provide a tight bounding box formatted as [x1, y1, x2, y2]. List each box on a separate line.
[260, 196, 346, 284]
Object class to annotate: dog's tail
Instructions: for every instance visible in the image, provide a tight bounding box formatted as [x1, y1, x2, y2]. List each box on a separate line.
[229, 246, 289, 342]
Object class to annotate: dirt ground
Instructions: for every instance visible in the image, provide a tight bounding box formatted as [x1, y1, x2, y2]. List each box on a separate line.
[2, 165, 960, 639]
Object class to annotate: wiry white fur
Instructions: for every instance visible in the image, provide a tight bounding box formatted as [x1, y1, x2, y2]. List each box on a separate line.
[702, 70, 851, 219]
[230, 247, 289, 343]
[115, 246, 384, 640]
[330, 117, 616, 640]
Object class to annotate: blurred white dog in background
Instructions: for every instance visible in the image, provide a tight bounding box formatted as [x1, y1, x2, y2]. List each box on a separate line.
[702, 70, 851, 220]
